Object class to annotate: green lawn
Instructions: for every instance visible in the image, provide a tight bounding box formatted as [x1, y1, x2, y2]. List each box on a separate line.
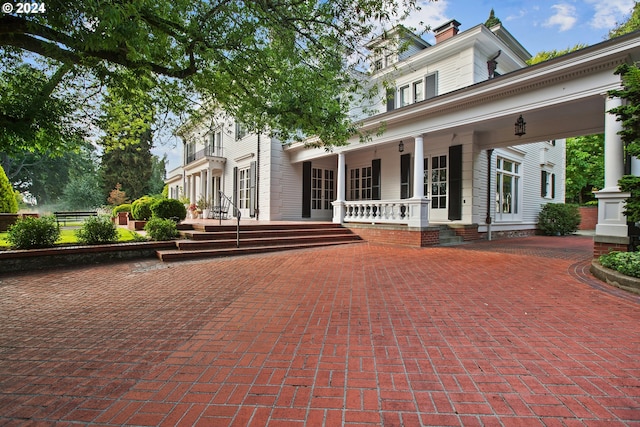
[0, 228, 146, 248]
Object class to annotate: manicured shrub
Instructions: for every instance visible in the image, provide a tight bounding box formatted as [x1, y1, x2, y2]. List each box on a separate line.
[130, 196, 155, 220]
[537, 203, 581, 236]
[0, 165, 18, 213]
[75, 215, 118, 245]
[599, 251, 640, 278]
[144, 217, 179, 241]
[111, 203, 132, 217]
[151, 198, 187, 220]
[7, 216, 60, 249]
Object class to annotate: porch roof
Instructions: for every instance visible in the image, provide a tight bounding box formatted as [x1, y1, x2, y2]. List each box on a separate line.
[286, 31, 640, 164]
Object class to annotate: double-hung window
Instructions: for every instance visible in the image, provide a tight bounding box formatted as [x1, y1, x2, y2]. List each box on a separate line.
[496, 157, 521, 219]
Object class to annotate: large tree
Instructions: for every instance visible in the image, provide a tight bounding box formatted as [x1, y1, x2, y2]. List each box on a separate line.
[0, 0, 425, 147]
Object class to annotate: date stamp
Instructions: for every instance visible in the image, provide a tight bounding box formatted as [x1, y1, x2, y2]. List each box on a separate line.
[2, 2, 46, 14]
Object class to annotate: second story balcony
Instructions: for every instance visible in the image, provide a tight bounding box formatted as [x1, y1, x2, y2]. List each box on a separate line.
[185, 146, 226, 166]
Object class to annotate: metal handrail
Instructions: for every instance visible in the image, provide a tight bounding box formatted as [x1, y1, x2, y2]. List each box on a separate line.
[218, 191, 241, 248]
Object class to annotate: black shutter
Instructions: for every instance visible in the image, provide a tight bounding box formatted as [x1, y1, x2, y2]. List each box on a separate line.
[448, 145, 463, 220]
[302, 161, 311, 218]
[400, 154, 411, 199]
[541, 171, 547, 197]
[551, 173, 556, 199]
[372, 159, 381, 200]
[233, 166, 238, 214]
[249, 161, 257, 218]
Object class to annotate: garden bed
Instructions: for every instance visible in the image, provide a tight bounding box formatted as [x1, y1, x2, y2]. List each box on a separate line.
[590, 260, 640, 295]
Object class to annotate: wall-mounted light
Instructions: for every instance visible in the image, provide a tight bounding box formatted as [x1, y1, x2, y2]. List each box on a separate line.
[514, 115, 526, 137]
[398, 140, 404, 153]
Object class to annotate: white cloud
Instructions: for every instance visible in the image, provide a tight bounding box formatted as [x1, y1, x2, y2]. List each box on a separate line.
[585, 0, 635, 29]
[544, 3, 578, 32]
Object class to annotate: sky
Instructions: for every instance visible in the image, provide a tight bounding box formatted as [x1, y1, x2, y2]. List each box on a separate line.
[156, 0, 637, 171]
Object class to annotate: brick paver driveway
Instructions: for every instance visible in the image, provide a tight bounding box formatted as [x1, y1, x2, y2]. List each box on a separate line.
[1, 236, 639, 426]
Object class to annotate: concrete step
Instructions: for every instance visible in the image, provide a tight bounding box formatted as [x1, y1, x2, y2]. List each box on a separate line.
[174, 233, 361, 251]
[157, 240, 360, 262]
[181, 227, 355, 241]
[438, 225, 464, 246]
[158, 223, 362, 262]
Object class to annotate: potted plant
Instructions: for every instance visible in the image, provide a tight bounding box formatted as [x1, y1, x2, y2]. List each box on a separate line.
[197, 196, 212, 219]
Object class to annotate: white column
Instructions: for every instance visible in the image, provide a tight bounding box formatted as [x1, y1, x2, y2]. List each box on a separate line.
[595, 96, 630, 239]
[603, 96, 625, 191]
[337, 152, 345, 202]
[333, 152, 346, 224]
[412, 135, 424, 199]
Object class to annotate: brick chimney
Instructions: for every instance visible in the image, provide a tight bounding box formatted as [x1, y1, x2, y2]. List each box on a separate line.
[434, 19, 461, 43]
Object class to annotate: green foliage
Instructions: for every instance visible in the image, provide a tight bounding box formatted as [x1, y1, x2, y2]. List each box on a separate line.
[526, 44, 588, 66]
[484, 9, 501, 28]
[599, 251, 640, 278]
[609, 63, 640, 223]
[0, 164, 18, 213]
[75, 216, 118, 245]
[609, 2, 640, 39]
[619, 175, 640, 223]
[0, 62, 86, 159]
[7, 216, 60, 249]
[537, 203, 581, 236]
[1, 0, 423, 148]
[60, 173, 105, 210]
[4, 141, 99, 205]
[144, 217, 179, 241]
[150, 198, 187, 220]
[565, 135, 604, 204]
[130, 196, 156, 220]
[111, 203, 132, 217]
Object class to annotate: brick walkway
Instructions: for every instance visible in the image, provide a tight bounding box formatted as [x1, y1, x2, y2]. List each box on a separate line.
[0, 236, 639, 426]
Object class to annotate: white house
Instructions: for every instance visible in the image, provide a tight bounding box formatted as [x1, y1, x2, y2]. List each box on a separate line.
[166, 13, 640, 250]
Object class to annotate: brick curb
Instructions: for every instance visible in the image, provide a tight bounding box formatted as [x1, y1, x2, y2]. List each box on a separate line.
[0, 241, 176, 274]
[590, 259, 640, 295]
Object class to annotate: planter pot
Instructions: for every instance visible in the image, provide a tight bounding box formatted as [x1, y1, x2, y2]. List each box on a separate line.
[116, 211, 129, 225]
[202, 209, 210, 219]
[0, 213, 19, 232]
[127, 220, 147, 230]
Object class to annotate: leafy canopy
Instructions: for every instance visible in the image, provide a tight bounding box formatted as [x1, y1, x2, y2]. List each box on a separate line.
[1, 0, 426, 146]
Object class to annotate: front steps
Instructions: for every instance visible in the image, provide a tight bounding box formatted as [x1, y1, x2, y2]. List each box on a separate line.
[438, 225, 465, 246]
[156, 223, 362, 262]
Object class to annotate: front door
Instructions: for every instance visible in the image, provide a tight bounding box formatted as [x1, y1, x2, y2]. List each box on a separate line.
[311, 167, 335, 220]
[424, 154, 448, 222]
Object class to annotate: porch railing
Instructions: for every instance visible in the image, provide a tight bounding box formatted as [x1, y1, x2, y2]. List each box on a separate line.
[186, 145, 224, 165]
[342, 200, 411, 224]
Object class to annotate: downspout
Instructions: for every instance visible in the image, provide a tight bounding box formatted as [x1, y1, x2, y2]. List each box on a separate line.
[256, 134, 260, 220]
[486, 149, 494, 240]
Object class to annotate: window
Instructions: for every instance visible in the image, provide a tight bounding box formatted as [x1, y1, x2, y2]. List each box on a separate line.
[361, 166, 372, 200]
[424, 155, 447, 209]
[349, 168, 360, 200]
[324, 170, 335, 210]
[312, 168, 322, 210]
[541, 170, 556, 199]
[386, 88, 395, 112]
[374, 59, 383, 71]
[214, 131, 223, 156]
[496, 158, 520, 215]
[426, 73, 437, 99]
[235, 122, 248, 140]
[185, 140, 196, 163]
[349, 167, 372, 200]
[413, 80, 424, 102]
[399, 85, 410, 107]
[238, 167, 250, 209]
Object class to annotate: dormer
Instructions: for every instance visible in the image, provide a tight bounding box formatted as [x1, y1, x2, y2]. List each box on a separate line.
[366, 26, 431, 72]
